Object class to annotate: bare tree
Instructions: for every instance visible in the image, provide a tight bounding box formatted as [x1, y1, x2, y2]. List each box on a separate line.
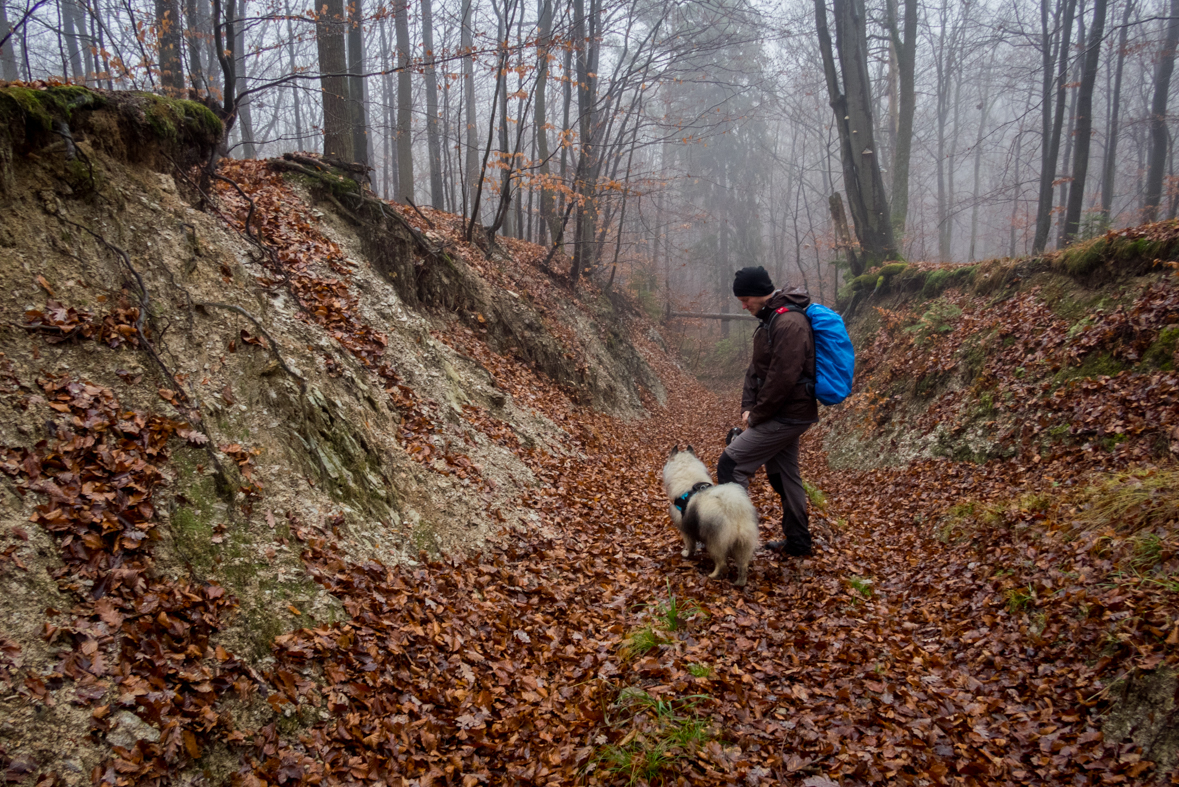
[421, 0, 444, 207]
[316, 0, 353, 160]
[815, 0, 897, 270]
[1062, 0, 1108, 244]
[347, 0, 369, 167]
[0, 2, 19, 81]
[394, 0, 413, 200]
[234, 0, 256, 157]
[1032, 0, 1078, 254]
[885, 0, 917, 242]
[1143, 0, 1179, 222]
[1100, 0, 1135, 221]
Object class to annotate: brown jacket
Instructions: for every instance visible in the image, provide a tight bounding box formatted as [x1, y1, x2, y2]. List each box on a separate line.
[741, 288, 818, 427]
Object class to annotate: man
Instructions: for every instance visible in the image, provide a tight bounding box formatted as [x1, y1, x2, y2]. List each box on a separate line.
[717, 266, 817, 557]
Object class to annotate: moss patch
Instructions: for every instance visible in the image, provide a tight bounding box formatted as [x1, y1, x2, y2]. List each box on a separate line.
[1054, 352, 1125, 386]
[137, 93, 222, 146]
[1142, 324, 1179, 371]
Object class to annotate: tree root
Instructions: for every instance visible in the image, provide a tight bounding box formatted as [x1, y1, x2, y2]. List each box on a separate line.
[52, 215, 231, 487]
[194, 301, 307, 396]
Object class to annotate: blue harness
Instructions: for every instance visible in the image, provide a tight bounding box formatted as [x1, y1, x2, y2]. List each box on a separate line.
[674, 482, 713, 513]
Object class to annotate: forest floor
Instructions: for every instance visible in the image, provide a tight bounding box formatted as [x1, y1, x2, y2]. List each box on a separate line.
[2, 148, 1177, 787]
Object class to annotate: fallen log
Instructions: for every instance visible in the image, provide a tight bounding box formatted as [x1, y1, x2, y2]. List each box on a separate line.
[668, 311, 757, 322]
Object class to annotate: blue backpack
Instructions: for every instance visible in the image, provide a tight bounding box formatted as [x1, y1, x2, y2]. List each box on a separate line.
[769, 303, 855, 406]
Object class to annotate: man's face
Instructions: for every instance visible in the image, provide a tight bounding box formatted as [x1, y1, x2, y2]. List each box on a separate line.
[738, 294, 771, 315]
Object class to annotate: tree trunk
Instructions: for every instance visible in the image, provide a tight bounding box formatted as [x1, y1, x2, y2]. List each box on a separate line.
[495, 3, 513, 237]
[1032, 0, 1078, 254]
[421, 0, 443, 208]
[1056, 3, 1085, 248]
[61, 0, 85, 82]
[1062, 0, 1108, 244]
[347, 0, 369, 167]
[0, 2, 19, 81]
[377, 16, 395, 194]
[283, 0, 304, 149]
[155, 0, 183, 92]
[461, 0, 477, 215]
[814, 0, 897, 271]
[1010, 131, 1024, 257]
[969, 57, 994, 261]
[187, 0, 207, 94]
[885, 0, 917, 241]
[829, 192, 860, 275]
[234, 0, 255, 157]
[534, 0, 561, 243]
[1143, 0, 1179, 222]
[1100, 0, 1134, 220]
[570, 0, 598, 287]
[316, 0, 352, 161]
[394, 0, 414, 200]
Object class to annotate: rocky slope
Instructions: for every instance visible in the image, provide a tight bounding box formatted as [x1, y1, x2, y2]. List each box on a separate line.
[0, 85, 671, 785]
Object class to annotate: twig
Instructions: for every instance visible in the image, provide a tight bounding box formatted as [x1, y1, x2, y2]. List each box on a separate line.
[211, 173, 259, 244]
[542, 200, 578, 273]
[405, 196, 436, 230]
[194, 301, 307, 395]
[55, 216, 149, 330]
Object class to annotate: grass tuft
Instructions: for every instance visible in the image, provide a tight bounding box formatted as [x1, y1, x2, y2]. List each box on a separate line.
[1075, 468, 1179, 534]
[847, 576, 874, 599]
[595, 691, 715, 786]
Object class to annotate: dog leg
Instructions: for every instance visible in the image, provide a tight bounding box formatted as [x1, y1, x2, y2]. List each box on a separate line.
[734, 561, 748, 587]
[706, 545, 727, 579]
[681, 532, 695, 558]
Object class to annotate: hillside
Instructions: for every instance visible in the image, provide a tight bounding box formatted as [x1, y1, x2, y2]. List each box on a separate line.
[0, 84, 1176, 787]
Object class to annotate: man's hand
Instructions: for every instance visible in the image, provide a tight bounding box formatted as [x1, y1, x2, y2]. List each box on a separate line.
[742, 411, 750, 426]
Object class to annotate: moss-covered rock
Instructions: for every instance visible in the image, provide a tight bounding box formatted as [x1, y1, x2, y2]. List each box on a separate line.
[849, 273, 880, 292]
[137, 92, 222, 146]
[0, 86, 223, 195]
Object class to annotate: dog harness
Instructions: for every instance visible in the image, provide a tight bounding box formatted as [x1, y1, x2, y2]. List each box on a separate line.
[674, 482, 713, 513]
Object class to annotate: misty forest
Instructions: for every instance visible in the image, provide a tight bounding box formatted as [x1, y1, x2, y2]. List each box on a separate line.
[7, 0, 1179, 306]
[2, 0, 1179, 784]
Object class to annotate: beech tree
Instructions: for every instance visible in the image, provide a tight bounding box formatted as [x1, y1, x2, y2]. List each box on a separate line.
[316, 0, 352, 161]
[1062, 0, 1108, 244]
[815, 0, 897, 271]
[1143, 0, 1179, 222]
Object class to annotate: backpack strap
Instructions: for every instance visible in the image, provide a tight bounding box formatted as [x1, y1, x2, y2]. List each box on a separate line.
[762, 304, 817, 397]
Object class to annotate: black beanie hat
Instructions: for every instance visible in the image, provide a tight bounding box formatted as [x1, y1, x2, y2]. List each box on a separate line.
[732, 266, 774, 297]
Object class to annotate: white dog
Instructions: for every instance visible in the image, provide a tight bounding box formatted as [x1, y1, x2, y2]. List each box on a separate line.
[661, 445, 759, 586]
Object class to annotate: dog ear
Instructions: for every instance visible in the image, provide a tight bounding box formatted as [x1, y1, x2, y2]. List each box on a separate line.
[685, 444, 695, 455]
[668, 443, 680, 457]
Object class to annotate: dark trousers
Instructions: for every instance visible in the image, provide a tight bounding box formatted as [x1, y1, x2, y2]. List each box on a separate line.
[718, 420, 812, 550]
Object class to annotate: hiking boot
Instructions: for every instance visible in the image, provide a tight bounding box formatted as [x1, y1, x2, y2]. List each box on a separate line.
[765, 539, 813, 557]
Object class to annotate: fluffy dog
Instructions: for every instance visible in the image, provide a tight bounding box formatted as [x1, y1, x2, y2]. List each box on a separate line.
[662, 445, 759, 586]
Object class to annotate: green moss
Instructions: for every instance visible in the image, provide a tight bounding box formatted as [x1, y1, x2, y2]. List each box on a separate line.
[878, 262, 908, 277]
[0, 84, 105, 132]
[1113, 236, 1169, 264]
[906, 301, 963, 345]
[1055, 352, 1125, 386]
[1059, 236, 1107, 277]
[959, 329, 996, 382]
[137, 93, 222, 145]
[849, 273, 880, 293]
[1142, 324, 1179, 371]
